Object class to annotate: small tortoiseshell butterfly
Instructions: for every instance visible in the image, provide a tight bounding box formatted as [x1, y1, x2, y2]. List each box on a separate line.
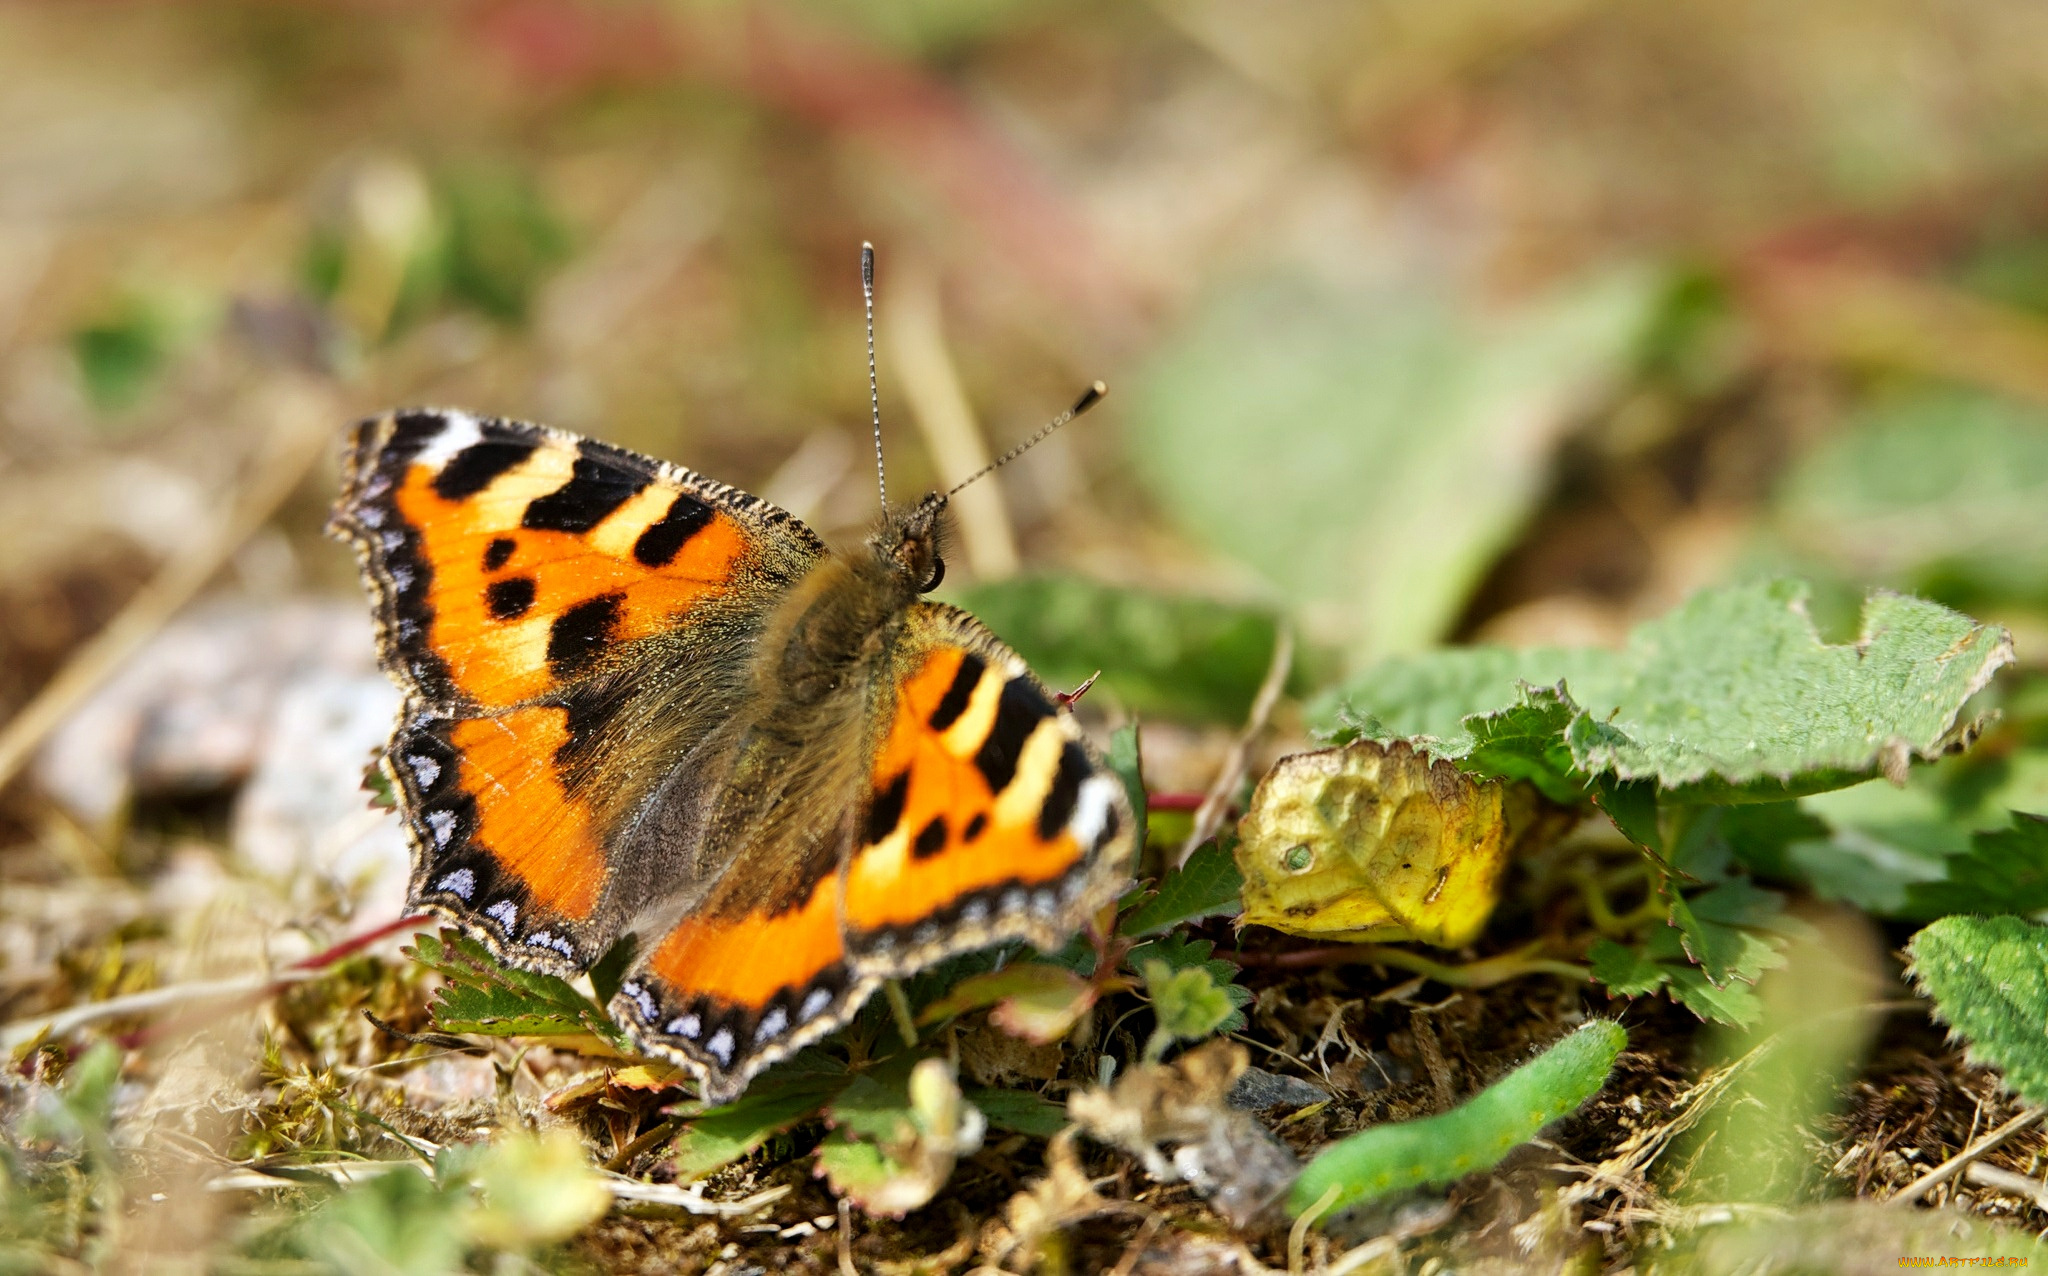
[328, 249, 1136, 1101]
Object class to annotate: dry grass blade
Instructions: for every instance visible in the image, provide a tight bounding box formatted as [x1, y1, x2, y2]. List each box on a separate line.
[888, 255, 1019, 579]
[1888, 1106, 2048, 1207]
[0, 970, 321, 1050]
[1177, 624, 1294, 867]
[1963, 1162, 2048, 1211]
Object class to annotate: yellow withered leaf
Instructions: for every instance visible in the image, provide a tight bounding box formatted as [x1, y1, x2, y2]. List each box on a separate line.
[1234, 740, 1568, 949]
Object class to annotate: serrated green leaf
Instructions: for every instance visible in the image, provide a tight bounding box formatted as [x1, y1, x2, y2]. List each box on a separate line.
[1593, 777, 1665, 856]
[1699, 801, 1832, 881]
[823, 1063, 922, 1143]
[1592, 886, 1787, 1027]
[1666, 965, 1766, 1030]
[965, 1088, 1067, 1138]
[1140, 961, 1241, 1059]
[1126, 932, 1234, 982]
[405, 929, 628, 1050]
[1588, 938, 1668, 996]
[1667, 882, 1791, 988]
[1686, 879, 1789, 930]
[1106, 722, 1147, 841]
[1902, 814, 2048, 921]
[1317, 581, 2013, 797]
[1457, 687, 1585, 805]
[1131, 934, 1251, 1048]
[948, 577, 1309, 723]
[1909, 915, 2048, 1106]
[1117, 839, 1244, 938]
[667, 1058, 851, 1182]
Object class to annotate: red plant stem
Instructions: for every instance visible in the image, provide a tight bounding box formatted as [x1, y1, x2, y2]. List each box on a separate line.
[1233, 945, 1386, 969]
[288, 912, 437, 970]
[1146, 792, 1208, 812]
[115, 913, 438, 1050]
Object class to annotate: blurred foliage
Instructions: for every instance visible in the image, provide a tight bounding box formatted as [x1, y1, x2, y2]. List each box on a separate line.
[1775, 387, 2048, 610]
[1130, 268, 1659, 663]
[305, 161, 570, 344]
[952, 576, 1313, 723]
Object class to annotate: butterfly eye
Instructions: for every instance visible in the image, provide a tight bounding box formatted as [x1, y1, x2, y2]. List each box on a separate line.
[1283, 844, 1314, 873]
[921, 555, 946, 593]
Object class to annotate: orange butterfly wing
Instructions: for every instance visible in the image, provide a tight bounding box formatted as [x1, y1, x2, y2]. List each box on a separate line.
[611, 603, 1135, 1101]
[842, 604, 1135, 969]
[330, 408, 822, 972]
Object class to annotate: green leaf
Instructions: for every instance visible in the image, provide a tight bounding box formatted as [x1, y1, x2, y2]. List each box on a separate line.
[1319, 581, 2013, 797]
[1127, 931, 1237, 982]
[466, 1129, 611, 1249]
[816, 1057, 982, 1215]
[1131, 267, 1659, 661]
[1901, 815, 2048, 921]
[406, 929, 628, 1051]
[1782, 743, 2048, 918]
[288, 1165, 471, 1276]
[668, 1057, 851, 1182]
[585, 935, 636, 1009]
[915, 963, 1093, 1029]
[1675, 881, 1796, 987]
[1140, 961, 1241, 1061]
[1908, 915, 2048, 1106]
[1665, 965, 1765, 1030]
[1700, 801, 1833, 881]
[1587, 938, 1667, 997]
[1106, 723, 1148, 839]
[74, 312, 169, 412]
[1589, 886, 1788, 1027]
[965, 1088, 1067, 1138]
[947, 577, 1310, 723]
[437, 164, 572, 324]
[1131, 934, 1251, 1053]
[1456, 687, 1586, 805]
[1117, 839, 1244, 938]
[1775, 387, 2048, 607]
[1593, 777, 1665, 856]
[22, 1042, 122, 1149]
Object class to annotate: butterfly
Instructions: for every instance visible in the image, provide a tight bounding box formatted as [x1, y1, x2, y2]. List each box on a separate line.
[327, 257, 1136, 1103]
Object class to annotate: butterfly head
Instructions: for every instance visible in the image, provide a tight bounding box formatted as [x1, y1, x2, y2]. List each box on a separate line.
[872, 491, 949, 594]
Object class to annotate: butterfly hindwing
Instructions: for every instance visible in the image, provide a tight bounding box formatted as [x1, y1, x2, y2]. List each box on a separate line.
[610, 601, 1136, 1101]
[843, 602, 1136, 972]
[331, 408, 825, 973]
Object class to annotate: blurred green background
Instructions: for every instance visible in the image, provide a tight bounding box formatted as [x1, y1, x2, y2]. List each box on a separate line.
[5, 0, 2048, 717]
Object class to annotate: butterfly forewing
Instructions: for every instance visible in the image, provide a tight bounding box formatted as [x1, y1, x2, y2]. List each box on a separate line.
[331, 408, 823, 973]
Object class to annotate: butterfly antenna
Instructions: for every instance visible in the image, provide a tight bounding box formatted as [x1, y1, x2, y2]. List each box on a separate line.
[946, 381, 1107, 498]
[863, 242, 886, 510]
